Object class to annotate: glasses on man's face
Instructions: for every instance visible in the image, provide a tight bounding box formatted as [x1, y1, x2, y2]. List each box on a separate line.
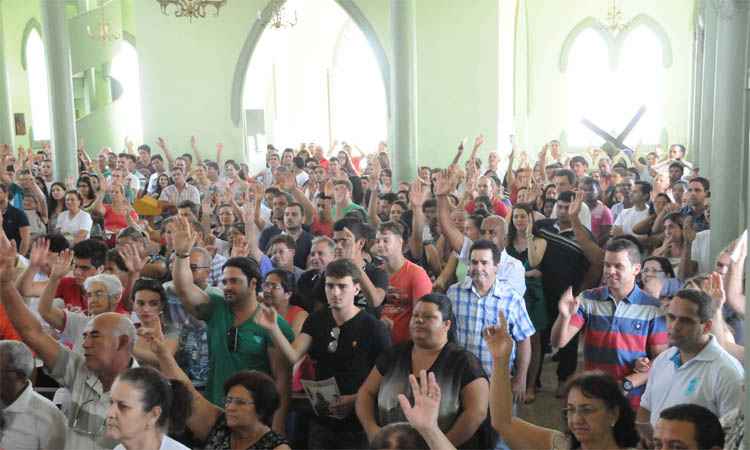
[641, 268, 665, 275]
[189, 264, 210, 272]
[85, 290, 109, 301]
[224, 396, 255, 408]
[327, 327, 341, 353]
[261, 282, 282, 291]
[70, 397, 106, 438]
[562, 405, 601, 419]
[227, 327, 239, 353]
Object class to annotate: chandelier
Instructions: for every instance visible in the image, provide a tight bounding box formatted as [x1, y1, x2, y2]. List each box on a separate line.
[87, 19, 120, 41]
[258, 0, 298, 29]
[604, 0, 627, 33]
[157, 0, 227, 20]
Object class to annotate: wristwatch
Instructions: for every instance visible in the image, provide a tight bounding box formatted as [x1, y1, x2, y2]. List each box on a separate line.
[622, 379, 634, 393]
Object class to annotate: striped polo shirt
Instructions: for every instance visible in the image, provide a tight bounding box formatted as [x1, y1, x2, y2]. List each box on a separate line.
[569, 284, 667, 409]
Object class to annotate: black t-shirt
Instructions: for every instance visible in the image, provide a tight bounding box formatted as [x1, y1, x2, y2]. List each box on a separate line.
[306, 263, 389, 317]
[2, 205, 29, 250]
[301, 308, 391, 430]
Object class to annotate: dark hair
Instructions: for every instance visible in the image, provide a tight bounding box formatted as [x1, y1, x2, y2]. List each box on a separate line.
[292, 156, 305, 170]
[557, 191, 575, 203]
[569, 155, 588, 168]
[466, 213, 485, 232]
[224, 159, 240, 171]
[474, 195, 493, 212]
[416, 293, 457, 343]
[64, 189, 83, 207]
[370, 423, 428, 450]
[333, 218, 370, 242]
[634, 180, 653, 197]
[689, 176, 710, 192]
[106, 248, 128, 272]
[563, 371, 638, 449]
[605, 238, 642, 265]
[205, 161, 219, 172]
[116, 226, 147, 244]
[117, 366, 191, 433]
[268, 233, 296, 251]
[154, 173, 172, 197]
[468, 239, 501, 265]
[375, 192, 394, 204]
[265, 269, 294, 293]
[658, 404, 724, 450]
[663, 212, 684, 228]
[223, 370, 279, 426]
[72, 239, 108, 268]
[672, 289, 716, 322]
[137, 144, 151, 154]
[642, 256, 676, 279]
[177, 200, 199, 217]
[285, 202, 304, 216]
[42, 233, 70, 253]
[670, 144, 687, 156]
[333, 178, 353, 192]
[655, 192, 672, 204]
[507, 203, 535, 244]
[378, 221, 405, 240]
[554, 169, 576, 185]
[223, 256, 262, 287]
[150, 154, 163, 163]
[324, 258, 361, 284]
[132, 278, 168, 315]
[76, 177, 96, 200]
[669, 162, 685, 173]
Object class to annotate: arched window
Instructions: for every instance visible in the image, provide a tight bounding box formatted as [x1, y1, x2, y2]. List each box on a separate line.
[110, 40, 144, 143]
[566, 24, 666, 147]
[24, 28, 51, 142]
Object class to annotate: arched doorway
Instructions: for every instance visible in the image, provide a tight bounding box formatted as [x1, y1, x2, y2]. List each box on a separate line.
[233, 0, 389, 164]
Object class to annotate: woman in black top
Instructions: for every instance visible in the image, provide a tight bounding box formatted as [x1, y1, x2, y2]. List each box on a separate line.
[356, 293, 490, 449]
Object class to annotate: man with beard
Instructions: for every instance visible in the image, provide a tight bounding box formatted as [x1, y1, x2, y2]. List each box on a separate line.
[171, 216, 294, 431]
[255, 259, 390, 449]
[551, 238, 668, 410]
[447, 239, 534, 402]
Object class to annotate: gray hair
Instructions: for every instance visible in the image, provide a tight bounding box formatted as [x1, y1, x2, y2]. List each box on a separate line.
[112, 314, 137, 352]
[311, 236, 335, 252]
[83, 273, 123, 300]
[0, 340, 34, 378]
[190, 246, 212, 265]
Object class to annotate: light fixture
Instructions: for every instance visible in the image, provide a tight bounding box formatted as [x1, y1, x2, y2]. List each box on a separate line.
[157, 0, 227, 20]
[604, 0, 627, 34]
[258, 0, 297, 29]
[87, 19, 120, 41]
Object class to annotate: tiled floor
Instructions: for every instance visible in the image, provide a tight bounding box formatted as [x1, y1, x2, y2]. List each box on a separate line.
[516, 354, 570, 430]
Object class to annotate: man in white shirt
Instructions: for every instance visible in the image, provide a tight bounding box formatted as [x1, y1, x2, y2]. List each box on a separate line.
[613, 181, 651, 236]
[159, 167, 200, 208]
[0, 340, 67, 450]
[146, 155, 167, 195]
[551, 169, 592, 230]
[637, 289, 744, 430]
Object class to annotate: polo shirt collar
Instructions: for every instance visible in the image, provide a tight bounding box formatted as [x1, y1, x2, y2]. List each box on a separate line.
[669, 335, 719, 368]
[462, 277, 504, 298]
[2, 380, 33, 413]
[604, 284, 643, 304]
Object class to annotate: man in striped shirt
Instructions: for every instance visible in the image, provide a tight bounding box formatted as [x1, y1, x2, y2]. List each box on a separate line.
[551, 238, 668, 409]
[447, 239, 535, 403]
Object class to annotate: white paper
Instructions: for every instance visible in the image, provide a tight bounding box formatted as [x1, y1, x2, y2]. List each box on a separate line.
[301, 377, 345, 419]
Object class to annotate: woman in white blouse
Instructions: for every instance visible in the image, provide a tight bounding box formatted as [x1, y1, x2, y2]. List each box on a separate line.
[55, 190, 93, 243]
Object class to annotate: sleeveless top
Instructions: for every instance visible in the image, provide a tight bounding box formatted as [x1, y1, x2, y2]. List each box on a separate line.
[203, 414, 289, 450]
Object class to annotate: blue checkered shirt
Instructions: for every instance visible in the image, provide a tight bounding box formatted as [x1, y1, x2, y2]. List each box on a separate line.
[209, 253, 228, 287]
[448, 277, 535, 376]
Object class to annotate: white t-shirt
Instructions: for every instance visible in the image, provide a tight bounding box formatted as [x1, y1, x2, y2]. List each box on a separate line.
[691, 229, 712, 274]
[55, 209, 93, 240]
[552, 200, 592, 231]
[114, 435, 190, 450]
[613, 205, 650, 235]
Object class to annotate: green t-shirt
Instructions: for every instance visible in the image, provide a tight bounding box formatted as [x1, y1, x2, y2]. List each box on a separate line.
[205, 292, 294, 405]
[332, 201, 367, 220]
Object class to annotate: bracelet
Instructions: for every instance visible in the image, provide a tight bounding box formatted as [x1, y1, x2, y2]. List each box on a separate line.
[175, 253, 190, 259]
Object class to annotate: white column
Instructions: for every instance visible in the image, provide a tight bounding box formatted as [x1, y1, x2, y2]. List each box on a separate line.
[0, 0, 14, 147]
[41, 0, 78, 181]
[389, 0, 417, 185]
[697, 4, 718, 175]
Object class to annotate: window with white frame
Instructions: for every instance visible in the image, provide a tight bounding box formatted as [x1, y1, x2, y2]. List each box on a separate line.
[110, 40, 144, 144]
[25, 28, 51, 142]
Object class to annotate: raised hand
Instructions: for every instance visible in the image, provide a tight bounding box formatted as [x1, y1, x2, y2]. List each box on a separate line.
[254, 304, 279, 330]
[173, 217, 197, 255]
[29, 238, 50, 269]
[119, 243, 146, 274]
[50, 249, 74, 279]
[124, 136, 134, 151]
[201, 196, 215, 218]
[633, 357, 651, 374]
[409, 179, 426, 208]
[0, 229, 17, 284]
[434, 170, 454, 197]
[707, 271, 726, 308]
[216, 142, 224, 153]
[138, 326, 167, 356]
[569, 190, 584, 218]
[156, 137, 167, 150]
[682, 217, 696, 244]
[190, 135, 197, 149]
[473, 134, 485, 150]
[398, 370, 441, 433]
[483, 309, 514, 360]
[557, 287, 581, 319]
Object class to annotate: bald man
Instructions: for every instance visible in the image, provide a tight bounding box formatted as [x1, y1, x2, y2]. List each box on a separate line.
[0, 229, 136, 450]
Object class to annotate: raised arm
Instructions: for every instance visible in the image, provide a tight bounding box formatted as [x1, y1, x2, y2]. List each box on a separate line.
[254, 304, 311, 365]
[569, 191, 603, 288]
[215, 142, 223, 166]
[156, 137, 176, 169]
[485, 311, 554, 450]
[725, 237, 746, 316]
[189, 136, 204, 164]
[550, 287, 583, 348]
[435, 171, 464, 253]
[0, 231, 62, 368]
[409, 180, 427, 259]
[172, 217, 211, 319]
[37, 247, 73, 331]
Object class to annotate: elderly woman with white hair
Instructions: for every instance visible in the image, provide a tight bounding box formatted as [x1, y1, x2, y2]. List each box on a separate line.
[37, 261, 124, 352]
[0, 340, 67, 450]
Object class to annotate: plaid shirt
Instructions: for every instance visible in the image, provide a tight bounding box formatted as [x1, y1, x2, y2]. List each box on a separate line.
[209, 253, 229, 287]
[447, 277, 535, 376]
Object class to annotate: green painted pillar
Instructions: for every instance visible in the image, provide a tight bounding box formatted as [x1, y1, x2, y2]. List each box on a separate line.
[708, 0, 749, 264]
[696, 4, 718, 175]
[41, 0, 78, 181]
[389, 0, 417, 185]
[0, 1, 14, 148]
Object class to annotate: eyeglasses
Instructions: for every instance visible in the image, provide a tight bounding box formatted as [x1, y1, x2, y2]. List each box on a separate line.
[189, 265, 210, 272]
[70, 397, 106, 438]
[261, 282, 283, 291]
[227, 327, 239, 353]
[642, 268, 665, 275]
[562, 405, 601, 419]
[224, 396, 255, 407]
[327, 327, 341, 353]
[85, 290, 110, 300]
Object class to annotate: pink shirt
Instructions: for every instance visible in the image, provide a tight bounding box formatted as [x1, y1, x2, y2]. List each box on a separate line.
[382, 260, 433, 344]
[590, 201, 613, 239]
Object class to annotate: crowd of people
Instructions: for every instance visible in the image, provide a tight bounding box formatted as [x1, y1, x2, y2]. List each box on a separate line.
[0, 136, 745, 450]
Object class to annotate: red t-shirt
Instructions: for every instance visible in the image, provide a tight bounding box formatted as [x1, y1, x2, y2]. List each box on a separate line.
[55, 277, 87, 312]
[311, 217, 333, 237]
[0, 303, 21, 340]
[465, 198, 509, 218]
[382, 260, 433, 344]
[103, 205, 138, 233]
